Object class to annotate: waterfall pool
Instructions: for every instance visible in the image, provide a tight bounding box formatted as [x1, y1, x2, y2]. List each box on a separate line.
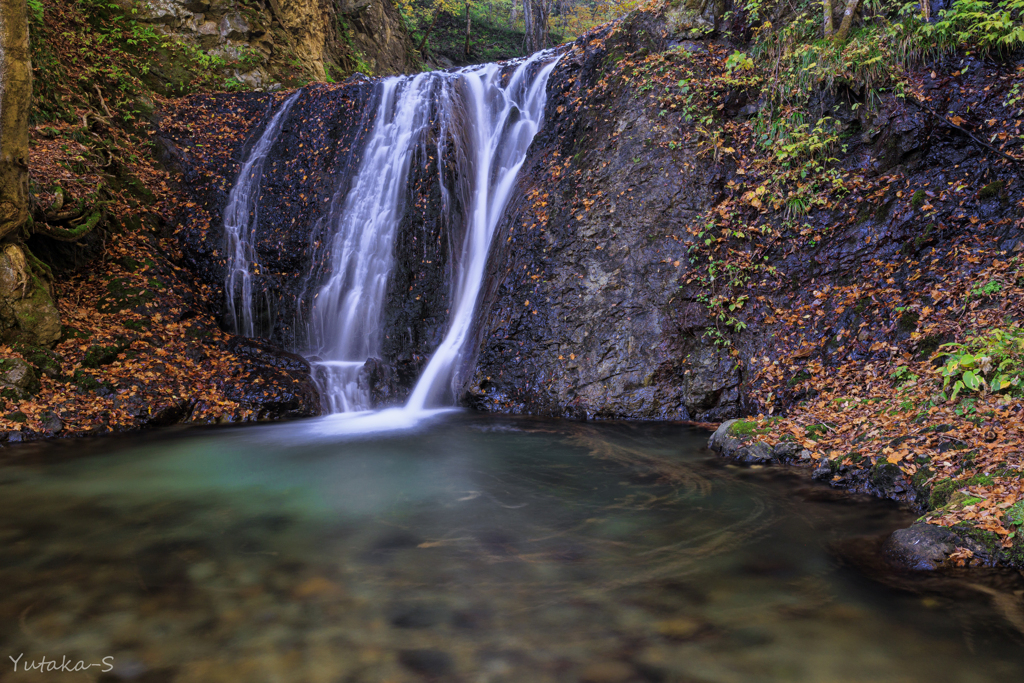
[1, 414, 1021, 682]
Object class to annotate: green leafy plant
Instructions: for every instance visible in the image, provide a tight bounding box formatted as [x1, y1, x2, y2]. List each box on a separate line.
[920, 0, 1024, 53]
[27, 0, 44, 24]
[725, 51, 754, 73]
[939, 326, 1024, 401]
[968, 279, 1002, 300]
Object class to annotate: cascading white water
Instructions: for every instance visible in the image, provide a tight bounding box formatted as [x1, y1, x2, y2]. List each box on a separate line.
[407, 54, 560, 410]
[308, 50, 560, 416]
[224, 91, 300, 337]
[306, 74, 435, 413]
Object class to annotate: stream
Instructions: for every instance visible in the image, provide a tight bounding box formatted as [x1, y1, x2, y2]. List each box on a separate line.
[1, 414, 1021, 682]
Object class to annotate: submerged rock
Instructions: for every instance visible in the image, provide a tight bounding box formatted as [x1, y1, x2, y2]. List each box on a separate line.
[883, 523, 960, 571]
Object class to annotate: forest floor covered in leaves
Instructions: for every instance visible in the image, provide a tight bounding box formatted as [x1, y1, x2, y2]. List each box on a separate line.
[0, 0, 321, 442]
[0, 121, 318, 441]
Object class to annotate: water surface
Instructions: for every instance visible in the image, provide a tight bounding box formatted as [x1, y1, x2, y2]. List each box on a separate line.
[1, 414, 1021, 682]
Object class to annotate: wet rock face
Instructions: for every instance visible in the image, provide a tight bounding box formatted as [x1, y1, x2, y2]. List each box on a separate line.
[465, 19, 740, 421]
[463, 14, 1022, 422]
[160, 83, 377, 350]
[161, 81, 459, 408]
[221, 337, 321, 421]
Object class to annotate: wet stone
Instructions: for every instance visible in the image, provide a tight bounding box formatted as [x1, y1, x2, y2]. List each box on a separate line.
[398, 648, 454, 678]
[883, 523, 958, 571]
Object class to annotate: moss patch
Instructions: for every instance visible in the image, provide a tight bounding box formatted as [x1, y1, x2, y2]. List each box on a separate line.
[928, 473, 995, 509]
[978, 180, 1005, 200]
[1005, 501, 1024, 526]
[12, 342, 63, 379]
[729, 419, 763, 437]
[897, 310, 920, 333]
[82, 339, 130, 369]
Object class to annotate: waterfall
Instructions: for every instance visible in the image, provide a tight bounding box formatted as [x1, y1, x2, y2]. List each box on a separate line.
[406, 55, 560, 409]
[224, 91, 300, 338]
[306, 74, 436, 413]
[307, 50, 561, 415]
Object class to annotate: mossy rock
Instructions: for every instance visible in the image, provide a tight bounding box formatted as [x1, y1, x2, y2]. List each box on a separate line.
[977, 180, 1005, 200]
[82, 338, 130, 368]
[873, 198, 895, 222]
[5, 271, 62, 347]
[117, 255, 143, 272]
[61, 326, 91, 342]
[5, 411, 27, 423]
[72, 370, 114, 395]
[805, 423, 829, 440]
[928, 473, 994, 509]
[728, 418, 778, 438]
[916, 332, 948, 361]
[1004, 500, 1024, 526]
[910, 189, 927, 208]
[871, 460, 903, 490]
[951, 523, 1002, 560]
[12, 342, 64, 379]
[787, 370, 812, 387]
[97, 278, 156, 313]
[911, 466, 934, 500]
[0, 357, 39, 395]
[185, 325, 213, 340]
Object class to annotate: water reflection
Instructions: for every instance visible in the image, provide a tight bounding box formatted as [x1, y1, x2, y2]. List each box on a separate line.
[0, 415, 1021, 682]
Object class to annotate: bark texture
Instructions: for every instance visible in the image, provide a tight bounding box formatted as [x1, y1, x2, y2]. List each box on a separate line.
[0, 0, 31, 241]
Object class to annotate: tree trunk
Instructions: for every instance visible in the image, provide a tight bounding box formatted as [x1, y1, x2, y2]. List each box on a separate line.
[535, 0, 548, 50]
[0, 0, 32, 241]
[464, 0, 471, 57]
[523, 0, 547, 54]
[522, 0, 533, 52]
[416, 9, 441, 56]
[834, 0, 860, 42]
[823, 0, 834, 37]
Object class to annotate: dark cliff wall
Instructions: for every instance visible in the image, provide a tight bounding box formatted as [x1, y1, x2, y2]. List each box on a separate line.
[467, 18, 741, 421]
[159, 83, 377, 346]
[463, 10, 1023, 422]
